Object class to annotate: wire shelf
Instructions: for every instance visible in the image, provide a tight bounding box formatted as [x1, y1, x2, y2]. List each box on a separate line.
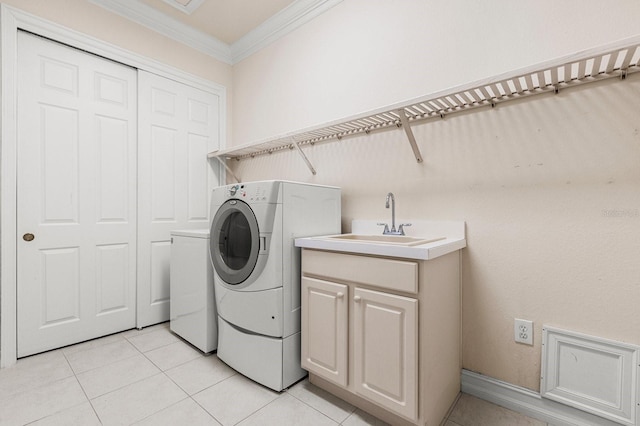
[209, 36, 640, 165]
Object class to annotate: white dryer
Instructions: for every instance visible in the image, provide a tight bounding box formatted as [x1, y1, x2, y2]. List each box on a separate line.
[169, 229, 217, 353]
[209, 180, 341, 391]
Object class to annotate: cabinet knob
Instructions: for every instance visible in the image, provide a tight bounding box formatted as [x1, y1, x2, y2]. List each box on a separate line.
[337, 292, 344, 299]
[354, 295, 361, 303]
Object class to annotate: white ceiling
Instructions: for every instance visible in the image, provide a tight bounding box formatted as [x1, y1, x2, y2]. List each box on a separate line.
[139, 0, 296, 45]
[90, 0, 342, 64]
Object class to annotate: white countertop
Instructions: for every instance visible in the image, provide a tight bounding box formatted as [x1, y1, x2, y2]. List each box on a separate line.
[295, 220, 466, 260]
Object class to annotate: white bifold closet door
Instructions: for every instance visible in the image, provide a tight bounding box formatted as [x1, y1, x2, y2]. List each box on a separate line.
[137, 71, 220, 328]
[16, 32, 138, 357]
[16, 32, 221, 357]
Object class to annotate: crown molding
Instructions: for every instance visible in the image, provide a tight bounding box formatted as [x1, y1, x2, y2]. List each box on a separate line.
[89, 0, 232, 64]
[90, 0, 342, 65]
[230, 0, 343, 64]
[161, 0, 206, 15]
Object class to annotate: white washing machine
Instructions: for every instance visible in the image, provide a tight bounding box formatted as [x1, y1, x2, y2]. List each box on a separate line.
[209, 180, 341, 391]
[170, 229, 217, 353]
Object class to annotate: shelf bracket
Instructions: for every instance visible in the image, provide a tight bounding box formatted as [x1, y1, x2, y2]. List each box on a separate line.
[397, 109, 424, 163]
[291, 140, 317, 175]
[214, 156, 241, 183]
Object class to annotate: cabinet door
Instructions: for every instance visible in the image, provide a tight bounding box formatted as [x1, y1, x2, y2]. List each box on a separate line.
[353, 287, 418, 421]
[301, 277, 348, 387]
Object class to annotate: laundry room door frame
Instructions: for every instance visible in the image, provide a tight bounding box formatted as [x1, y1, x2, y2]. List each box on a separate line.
[0, 4, 227, 368]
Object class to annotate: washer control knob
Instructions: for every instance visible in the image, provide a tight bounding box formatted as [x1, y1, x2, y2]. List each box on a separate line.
[228, 184, 239, 196]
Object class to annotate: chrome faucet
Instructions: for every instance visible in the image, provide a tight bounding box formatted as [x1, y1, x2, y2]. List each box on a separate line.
[377, 192, 411, 235]
[385, 192, 396, 232]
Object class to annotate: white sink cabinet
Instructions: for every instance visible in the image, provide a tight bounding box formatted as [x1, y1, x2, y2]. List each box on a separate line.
[300, 247, 461, 426]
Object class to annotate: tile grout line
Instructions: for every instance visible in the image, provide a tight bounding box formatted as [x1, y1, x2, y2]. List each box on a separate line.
[284, 383, 346, 425]
[130, 395, 193, 425]
[138, 341, 205, 372]
[63, 349, 103, 425]
[228, 392, 287, 426]
[65, 329, 161, 423]
[155, 356, 224, 425]
[87, 368, 188, 424]
[440, 392, 463, 425]
[128, 340, 240, 426]
[188, 389, 226, 425]
[124, 335, 182, 354]
[65, 338, 142, 376]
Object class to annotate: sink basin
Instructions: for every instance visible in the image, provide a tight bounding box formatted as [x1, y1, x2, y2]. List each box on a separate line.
[296, 220, 466, 260]
[326, 234, 445, 246]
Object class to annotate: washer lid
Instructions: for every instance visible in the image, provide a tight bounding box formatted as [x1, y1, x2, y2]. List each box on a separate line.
[170, 229, 210, 239]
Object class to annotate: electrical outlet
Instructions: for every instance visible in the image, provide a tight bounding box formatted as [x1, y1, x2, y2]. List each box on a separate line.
[514, 319, 533, 345]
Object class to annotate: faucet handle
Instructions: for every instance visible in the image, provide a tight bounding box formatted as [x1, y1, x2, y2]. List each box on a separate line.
[397, 223, 412, 235]
[376, 222, 390, 234]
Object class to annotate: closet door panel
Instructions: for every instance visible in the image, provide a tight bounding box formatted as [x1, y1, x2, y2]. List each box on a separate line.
[16, 32, 137, 357]
[137, 71, 221, 327]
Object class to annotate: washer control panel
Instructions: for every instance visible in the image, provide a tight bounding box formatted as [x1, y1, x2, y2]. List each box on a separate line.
[227, 184, 244, 197]
[224, 181, 280, 203]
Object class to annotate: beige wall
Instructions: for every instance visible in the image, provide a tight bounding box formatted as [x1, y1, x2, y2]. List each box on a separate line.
[4, 0, 639, 393]
[2, 0, 233, 145]
[230, 1, 640, 392]
[230, 76, 640, 392]
[232, 0, 640, 146]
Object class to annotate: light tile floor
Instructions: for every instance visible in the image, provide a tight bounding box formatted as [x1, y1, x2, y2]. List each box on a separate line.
[0, 323, 550, 425]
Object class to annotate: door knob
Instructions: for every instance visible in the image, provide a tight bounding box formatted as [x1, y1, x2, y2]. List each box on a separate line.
[354, 295, 361, 303]
[23, 233, 35, 242]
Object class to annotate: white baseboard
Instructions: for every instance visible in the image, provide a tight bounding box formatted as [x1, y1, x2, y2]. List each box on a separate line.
[461, 369, 627, 426]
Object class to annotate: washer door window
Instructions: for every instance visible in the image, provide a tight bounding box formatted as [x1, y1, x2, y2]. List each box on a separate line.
[211, 199, 259, 285]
